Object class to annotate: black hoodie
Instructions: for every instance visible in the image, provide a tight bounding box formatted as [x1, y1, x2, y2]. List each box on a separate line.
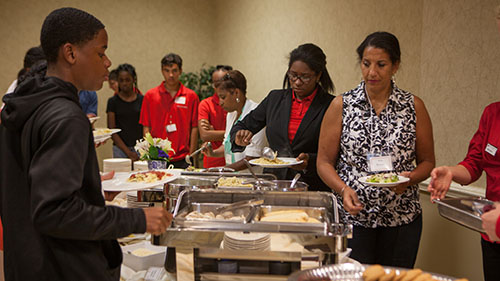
[0, 72, 146, 281]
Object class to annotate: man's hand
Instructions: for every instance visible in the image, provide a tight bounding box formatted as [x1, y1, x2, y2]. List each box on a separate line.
[143, 207, 173, 235]
[200, 119, 214, 131]
[234, 130, 253, 146]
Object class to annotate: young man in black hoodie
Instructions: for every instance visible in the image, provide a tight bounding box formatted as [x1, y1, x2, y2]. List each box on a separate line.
[0, 8, 172, 281]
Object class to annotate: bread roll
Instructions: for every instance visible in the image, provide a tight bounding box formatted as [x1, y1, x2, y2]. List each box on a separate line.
[362, 264, 385, 281]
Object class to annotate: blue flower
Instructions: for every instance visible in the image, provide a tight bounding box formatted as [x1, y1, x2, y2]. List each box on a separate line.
[158, 149, 169, 159]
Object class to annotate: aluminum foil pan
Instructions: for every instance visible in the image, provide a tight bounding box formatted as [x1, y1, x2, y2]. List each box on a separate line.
[287, 263, 458, 281]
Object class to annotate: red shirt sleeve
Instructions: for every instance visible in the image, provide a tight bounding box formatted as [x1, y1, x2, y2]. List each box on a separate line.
[459, 107, 490, 183]
[198, 98, 210, 121]
[139, 92, 151, 127]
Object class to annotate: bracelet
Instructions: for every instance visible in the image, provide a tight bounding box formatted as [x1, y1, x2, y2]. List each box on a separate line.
[339, 186, 346, 197]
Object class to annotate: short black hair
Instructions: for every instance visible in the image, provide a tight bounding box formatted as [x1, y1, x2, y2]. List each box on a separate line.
[356, 31, 401, 64]
[23, 46, 45, 69]
[161, 53, 182, 69]
[40, 7, 104, 63]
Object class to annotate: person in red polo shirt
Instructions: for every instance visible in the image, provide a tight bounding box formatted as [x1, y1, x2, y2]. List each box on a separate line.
[140, 53, 199, 168]
[198, 65, 232, 168]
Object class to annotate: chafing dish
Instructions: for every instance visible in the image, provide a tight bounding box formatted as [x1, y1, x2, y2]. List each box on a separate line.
[158, 189, 352, 280]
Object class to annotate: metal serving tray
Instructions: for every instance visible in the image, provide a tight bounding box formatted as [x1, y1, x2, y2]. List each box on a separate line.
[287, 263, 458, 281]
[174, 203, 255, 230]
[171, 189, 340, 235]
[434, 197, 493, 233]
[254, 205, 328, 233]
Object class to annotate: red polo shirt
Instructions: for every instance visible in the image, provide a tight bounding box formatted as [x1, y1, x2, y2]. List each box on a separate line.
[140, 82, 199, 162]
[198, 93, 226, 168]
[288, 88, 318, 143]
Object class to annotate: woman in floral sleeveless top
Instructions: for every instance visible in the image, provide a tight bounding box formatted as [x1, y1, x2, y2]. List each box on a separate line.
[317, 32, 435, 268]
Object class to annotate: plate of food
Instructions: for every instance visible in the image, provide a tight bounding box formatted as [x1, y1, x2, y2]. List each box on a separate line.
[359, 173, 409, 187]
[249, 157, 303, 168]
[102, 169, 180, 192]
[93, 128, 121, 142]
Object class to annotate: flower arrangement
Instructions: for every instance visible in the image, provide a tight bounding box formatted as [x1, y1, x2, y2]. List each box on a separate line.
[135, 133, 175, 162]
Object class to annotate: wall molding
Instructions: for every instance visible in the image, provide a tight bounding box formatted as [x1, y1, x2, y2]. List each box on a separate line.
[418, 178, 485, 198]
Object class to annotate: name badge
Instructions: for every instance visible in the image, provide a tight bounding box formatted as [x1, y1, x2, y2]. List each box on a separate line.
[166, 124, 177, 133]
[486, 143, 497, 156]
[175, 96, 186, 105]
[369, 155, 393, 172]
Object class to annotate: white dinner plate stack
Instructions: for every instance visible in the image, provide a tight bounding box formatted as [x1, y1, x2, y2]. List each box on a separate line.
[223, 232, 271, 251]
[133, 161, 148, 171]
[103, 158, 132, 173]
[126, 191, 151, 208]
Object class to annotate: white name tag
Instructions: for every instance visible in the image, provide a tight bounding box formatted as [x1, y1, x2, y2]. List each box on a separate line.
[166, 123, 177, 132]
[369, 155, 393, 172]
[175, 96, 186, 105]
[486, 143, 497, 156]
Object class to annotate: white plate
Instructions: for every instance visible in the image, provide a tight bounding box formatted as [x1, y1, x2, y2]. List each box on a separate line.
[88, 116, 100, 124]
[94, 135, 112, 144]
[249, 157, 303, 168]
[118, 233, 150, 242]
[93, 128, 121, 142]
[359, 175, 410, 187]
[102, 169, 180, 192]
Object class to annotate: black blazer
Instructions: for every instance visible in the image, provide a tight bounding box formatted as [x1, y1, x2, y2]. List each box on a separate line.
[230, 87, 335, 192]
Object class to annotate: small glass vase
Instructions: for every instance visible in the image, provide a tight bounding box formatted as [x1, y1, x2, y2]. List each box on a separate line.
[147, 160, 168, 170]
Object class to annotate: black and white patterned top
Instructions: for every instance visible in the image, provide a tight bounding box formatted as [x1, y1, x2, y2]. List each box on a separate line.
[336, 81, 421, 228]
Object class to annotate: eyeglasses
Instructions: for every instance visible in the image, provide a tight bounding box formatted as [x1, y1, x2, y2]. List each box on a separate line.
[287, 71, 313, 83]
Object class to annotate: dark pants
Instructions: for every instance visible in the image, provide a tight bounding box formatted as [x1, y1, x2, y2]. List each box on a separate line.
[171, 159, 189, 169]
[348, 214, 422, 268]
[481, 237, 500, 281]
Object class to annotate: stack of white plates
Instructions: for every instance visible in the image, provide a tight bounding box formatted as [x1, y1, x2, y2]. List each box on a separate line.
[126, 191, 151, 208]
[133, 161, 148, 171]
[103, 158, 132, 173]
[223, 232, 271, 251]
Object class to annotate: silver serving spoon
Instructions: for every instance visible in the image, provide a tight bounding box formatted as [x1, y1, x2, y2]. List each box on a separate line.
[289, 173, 301, 189]
[262, 147, 277, 160]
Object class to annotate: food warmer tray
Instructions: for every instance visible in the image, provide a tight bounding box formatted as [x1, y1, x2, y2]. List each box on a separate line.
[434, 197, 493, 233]
[287, 263, 459, 281]
[170, 189, 340, 236]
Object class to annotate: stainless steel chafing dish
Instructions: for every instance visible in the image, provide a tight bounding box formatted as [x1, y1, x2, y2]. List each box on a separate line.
[139, 173, 278, 212]
[157, 189, 352, 280]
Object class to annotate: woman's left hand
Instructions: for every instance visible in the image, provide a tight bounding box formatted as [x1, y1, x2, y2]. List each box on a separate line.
[291, 153, 309, 171]
[387, 171, 411, 194]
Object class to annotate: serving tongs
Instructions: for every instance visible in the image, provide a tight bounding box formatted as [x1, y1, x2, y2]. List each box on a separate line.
[459, 198, 494, 215]
[215, 198, 264, 223]
[185, 142, 211, 166]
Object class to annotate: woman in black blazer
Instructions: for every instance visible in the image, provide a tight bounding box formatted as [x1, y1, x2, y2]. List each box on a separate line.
[230, 43, 335, 192]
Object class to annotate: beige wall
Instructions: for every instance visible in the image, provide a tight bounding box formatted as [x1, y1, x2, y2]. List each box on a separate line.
[1, 0, 499, 279]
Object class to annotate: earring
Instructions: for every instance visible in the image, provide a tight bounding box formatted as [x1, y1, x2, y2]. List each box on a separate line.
[391, 75, 396, 83]
[236, 97, 240, 103]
